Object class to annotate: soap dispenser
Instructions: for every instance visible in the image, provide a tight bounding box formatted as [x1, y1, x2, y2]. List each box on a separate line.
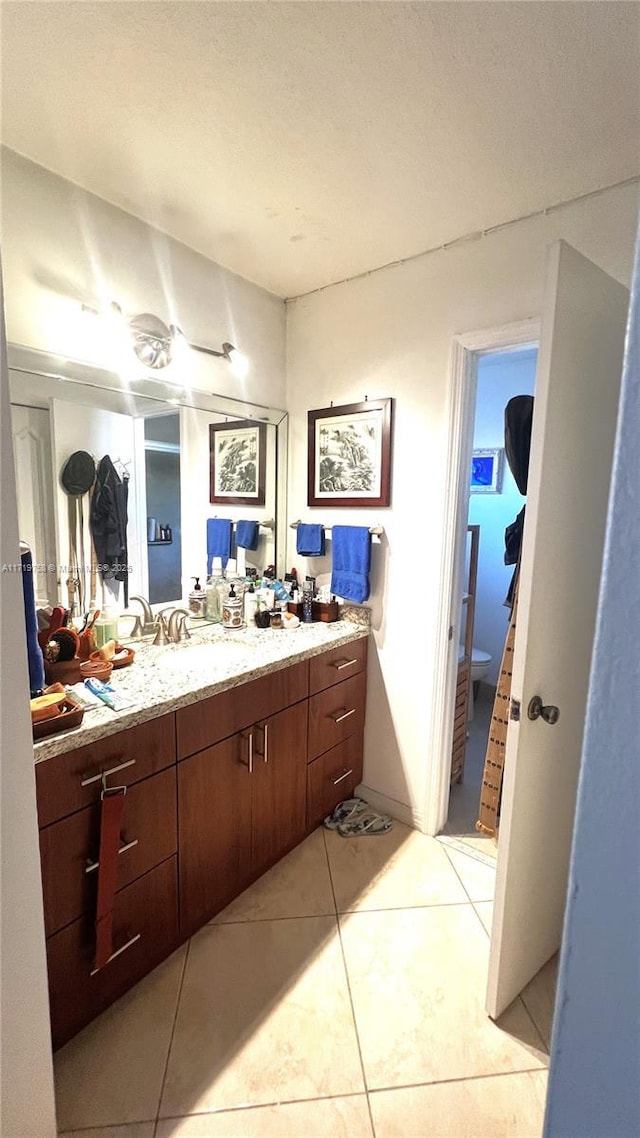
[188, 577, 206, 618]
[222, 582, 243, 630]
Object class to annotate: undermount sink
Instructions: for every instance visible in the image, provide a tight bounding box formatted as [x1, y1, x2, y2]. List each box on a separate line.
[157, 638, 251, 673]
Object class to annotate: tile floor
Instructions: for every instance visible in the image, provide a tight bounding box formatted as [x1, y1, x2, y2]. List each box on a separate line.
[444, 685, 498, 857]
[55, 822, 556, 1138]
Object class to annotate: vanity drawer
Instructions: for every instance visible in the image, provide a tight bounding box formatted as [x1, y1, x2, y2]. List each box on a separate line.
[309, 637, 368, 695]
[176, 660, 309, 759]
[39, 766, 177, 938]
[306, 733, 364, 830]
[308, 672, 366, 762]
[36, 714, 177, 828]
[46, 855, 179, 1050]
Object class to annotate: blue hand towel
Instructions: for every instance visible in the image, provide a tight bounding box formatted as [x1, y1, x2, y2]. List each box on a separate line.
[21, 546, 45, 695]
[207, 518, 233, 574]
[296, 523, 325, 557]
[330, 526, 371, 603]
[236, 520, 260, 551]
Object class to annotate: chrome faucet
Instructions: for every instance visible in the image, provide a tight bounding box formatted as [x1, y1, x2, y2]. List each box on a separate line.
[128, 595, 156, 635]
[167, 609, 191, 643]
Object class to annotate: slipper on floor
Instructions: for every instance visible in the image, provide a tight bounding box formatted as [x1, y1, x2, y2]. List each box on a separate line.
[338, 810, 393, 838]
[323, 797, 368, 830]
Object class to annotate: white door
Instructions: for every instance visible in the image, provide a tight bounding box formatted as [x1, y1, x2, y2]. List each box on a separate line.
[487, 240, 629, 1018]
[10, 402, 58, 602]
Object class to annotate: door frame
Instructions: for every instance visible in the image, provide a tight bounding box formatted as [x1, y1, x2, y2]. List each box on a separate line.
[423, 318, 540, 837]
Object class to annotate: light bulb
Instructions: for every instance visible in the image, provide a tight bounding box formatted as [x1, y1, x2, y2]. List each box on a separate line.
[228, 347, 249, 379]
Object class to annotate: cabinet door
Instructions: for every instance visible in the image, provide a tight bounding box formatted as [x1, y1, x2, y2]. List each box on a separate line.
[251, 701, 308, 876]
[178, 735, 253, 934]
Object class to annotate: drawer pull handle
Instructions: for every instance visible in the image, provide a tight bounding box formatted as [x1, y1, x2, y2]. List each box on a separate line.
[85, 839, 139, 874]
[334, 658, 358, 670]
[90, 933, 141, 976]
[330, 708, 356, 724]
[81, 759, 136, 788]
[333, 768, 354, 786]
[263, 722, 269, 764]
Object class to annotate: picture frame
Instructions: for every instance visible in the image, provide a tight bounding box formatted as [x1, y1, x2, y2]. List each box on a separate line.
[209, 418, 266, 506]
[307, 398, 393, 507]
[470, 447, 504, 494]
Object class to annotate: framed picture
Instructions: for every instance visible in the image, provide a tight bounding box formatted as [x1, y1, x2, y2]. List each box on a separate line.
[209, 418, 266, 506]
[471, 447, 504, 494]
[307, 398, 393, 507]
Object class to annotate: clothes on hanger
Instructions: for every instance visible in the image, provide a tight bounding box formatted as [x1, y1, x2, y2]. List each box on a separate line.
[89, 455, 130, 607]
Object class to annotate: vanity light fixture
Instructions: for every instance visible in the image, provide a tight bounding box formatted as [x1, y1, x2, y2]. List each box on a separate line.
[82, 303, 250, 378]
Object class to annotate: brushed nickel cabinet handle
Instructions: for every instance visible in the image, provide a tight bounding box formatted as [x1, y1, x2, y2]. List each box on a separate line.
[81, 759, 136, 787]
[332, 768, 354, 786]
[85, 839, 139, 874]
[334, 658, 358, 670]
[330, 708, 356, 724]
[263, 722, 269, 764]
[90, 933, 141, 976]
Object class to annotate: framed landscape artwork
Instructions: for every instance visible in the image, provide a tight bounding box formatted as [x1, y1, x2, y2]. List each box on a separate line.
[307, 398, 393, 507]
[470, 447, 504, 494]
[209, 418, 267, 506]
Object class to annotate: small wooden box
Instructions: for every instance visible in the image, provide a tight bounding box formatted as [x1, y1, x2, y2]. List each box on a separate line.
[311, 601, 340, 623]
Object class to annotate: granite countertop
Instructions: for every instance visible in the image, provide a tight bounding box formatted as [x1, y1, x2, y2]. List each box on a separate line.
[33, 610, 370, 763]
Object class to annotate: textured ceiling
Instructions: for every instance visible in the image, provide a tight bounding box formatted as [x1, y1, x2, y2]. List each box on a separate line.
[1, 1, 639, 297]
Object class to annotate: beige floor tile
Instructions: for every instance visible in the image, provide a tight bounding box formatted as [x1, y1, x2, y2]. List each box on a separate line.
[324, 822, 468, 912]
[54, 947, 187, 1132]
[58, 1125, 155, 1138]
[212, 830, 335, 923]
[520, 955, 559, 1050]
[369, 1070, 548, 1137]
[340, 906, 547, 1090]
[474, 901, 494, 936]
[458, 834, 499, 859]
[159, 917, 364, 1117]
[444, 845, 496, 902]
[156, 1095, 373, 1137]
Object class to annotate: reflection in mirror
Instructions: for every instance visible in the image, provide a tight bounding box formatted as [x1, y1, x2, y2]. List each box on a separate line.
[8, 344, 288, 620]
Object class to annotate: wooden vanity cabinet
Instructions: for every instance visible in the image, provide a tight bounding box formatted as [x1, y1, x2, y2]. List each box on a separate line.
[36, 638, 368, 1048]
[177, 664, 310, 933]
[36, 714, 180, 1049]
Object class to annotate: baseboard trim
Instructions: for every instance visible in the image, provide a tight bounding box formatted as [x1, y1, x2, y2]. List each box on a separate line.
[355, 783, 424, 832]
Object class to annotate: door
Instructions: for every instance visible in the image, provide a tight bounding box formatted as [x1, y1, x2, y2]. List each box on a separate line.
[178, 736, 253, 933]
[10, 403, 58, 601]
[251, 701, 308, 874]
[487, 240, 629, 1018]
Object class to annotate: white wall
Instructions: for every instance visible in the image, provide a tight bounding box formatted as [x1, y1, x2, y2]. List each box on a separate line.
[468, 348, 537, 685]
[544, 227, 640, 1138]
[0, 267, 57, 1135]
[0, 147, 286, 410]
[286, 181, 640, 827]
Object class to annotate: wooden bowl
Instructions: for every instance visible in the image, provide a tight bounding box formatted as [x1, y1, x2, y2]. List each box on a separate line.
[79, 659, 113, 682]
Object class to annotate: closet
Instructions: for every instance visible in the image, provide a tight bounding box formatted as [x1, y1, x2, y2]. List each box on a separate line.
[450, 524, 479, 783]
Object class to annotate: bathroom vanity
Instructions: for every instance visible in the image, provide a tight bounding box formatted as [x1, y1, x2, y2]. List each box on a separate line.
[33, 618, 368, 1048]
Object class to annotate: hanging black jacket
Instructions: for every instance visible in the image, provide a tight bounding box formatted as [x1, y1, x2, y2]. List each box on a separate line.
[90, 455, 129, 604]
[503, 395, 534, 610]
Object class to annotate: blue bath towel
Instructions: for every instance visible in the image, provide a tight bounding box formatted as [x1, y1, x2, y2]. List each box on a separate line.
[207, 518, 234, 574]
[21, 546, 45, 695]
[330, 526, 371, 603]
[236, 520, 260, 551]
[296, 523, 325, 557]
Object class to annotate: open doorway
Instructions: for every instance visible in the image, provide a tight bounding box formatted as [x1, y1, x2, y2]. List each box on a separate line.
[445, 347, 538, 852]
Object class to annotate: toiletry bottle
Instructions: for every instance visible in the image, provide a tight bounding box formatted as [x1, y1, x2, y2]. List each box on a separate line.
[222, 582, 243, 630]
[302, 580, 314, 624]
[205, 570, 223, 622]
[243, 581, 258, 625]
[189, 577, 206, 618]
[94, 604, 119, 648]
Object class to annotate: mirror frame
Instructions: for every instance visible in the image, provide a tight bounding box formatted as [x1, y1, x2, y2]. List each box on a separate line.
[7, 342, 289, 581]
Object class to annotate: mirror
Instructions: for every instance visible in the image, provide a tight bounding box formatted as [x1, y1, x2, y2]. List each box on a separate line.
[8, 342, 288, 616]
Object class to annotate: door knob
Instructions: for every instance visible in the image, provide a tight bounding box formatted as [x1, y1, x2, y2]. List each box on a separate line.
[527, 696, 560, 725]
